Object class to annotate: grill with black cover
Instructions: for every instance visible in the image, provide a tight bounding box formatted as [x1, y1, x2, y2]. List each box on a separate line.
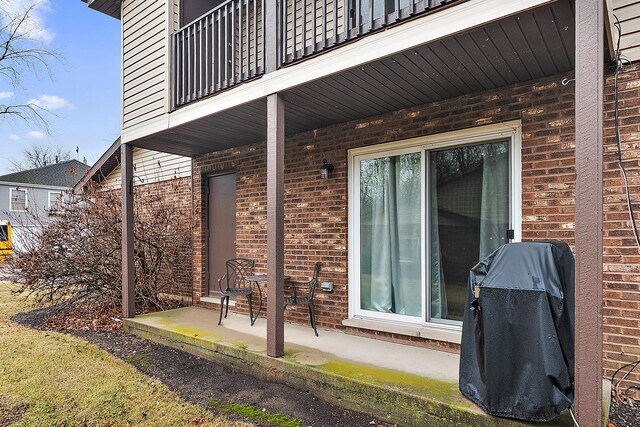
[459, 241, 575, 422]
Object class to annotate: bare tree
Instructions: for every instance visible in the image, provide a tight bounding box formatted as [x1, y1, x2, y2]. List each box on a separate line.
[8, 142, 73, 171]
[0, 1, 59, 130]
[7, 181, 192, 313]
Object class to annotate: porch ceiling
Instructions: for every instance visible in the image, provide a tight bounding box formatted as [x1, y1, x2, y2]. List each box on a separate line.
[133, 0, 575, 157]
[83, 0, 121, 19]
[135, 99, 267, 157]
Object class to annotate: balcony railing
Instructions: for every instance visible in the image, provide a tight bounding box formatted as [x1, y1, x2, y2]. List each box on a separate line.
[172, 0, 454, 108]
[280, 0, 451, 64]
[173, 0, 265, 108]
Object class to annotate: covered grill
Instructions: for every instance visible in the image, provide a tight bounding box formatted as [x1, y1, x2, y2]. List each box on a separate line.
[459, 241, 575, 422]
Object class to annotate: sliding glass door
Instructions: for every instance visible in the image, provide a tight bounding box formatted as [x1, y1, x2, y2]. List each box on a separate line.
[359, 152, 422, 318]
[351, 131, 517, 326]
[429, 141, 510, 322]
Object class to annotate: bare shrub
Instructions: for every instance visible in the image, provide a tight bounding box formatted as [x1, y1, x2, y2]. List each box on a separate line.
[6, 181, 191, 313]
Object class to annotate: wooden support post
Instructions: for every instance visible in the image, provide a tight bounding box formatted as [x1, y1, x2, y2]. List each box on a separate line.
[121, 143, 136, 318]
[266, 93, 285, 358]
[575, 0, 603, 425]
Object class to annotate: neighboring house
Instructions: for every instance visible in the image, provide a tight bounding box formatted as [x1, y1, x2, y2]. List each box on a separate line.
[0, 160, 90, 253]
[83, 0, 638, 424]
[74, 138, 193, 298]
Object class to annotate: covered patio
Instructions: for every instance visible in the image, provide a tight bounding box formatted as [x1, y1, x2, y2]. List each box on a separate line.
[119, 0, 608, 425]
[123, 306, 576, 427]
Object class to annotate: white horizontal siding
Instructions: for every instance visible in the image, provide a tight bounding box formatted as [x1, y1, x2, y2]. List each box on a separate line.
[613, 0, 640, 62]
[101, 148, 192, 190]
[122, 0, 168, 129]
[124, 58, 166, 87]
[174, 0, 180, 28]
[285, 0, 345, 56]
[236, 0, 264, 73]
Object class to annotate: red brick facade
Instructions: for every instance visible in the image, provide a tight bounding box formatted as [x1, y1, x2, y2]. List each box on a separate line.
[131, 177, 193, 298]
[190, 66, 640, 379]
[603, 63, 640, 384]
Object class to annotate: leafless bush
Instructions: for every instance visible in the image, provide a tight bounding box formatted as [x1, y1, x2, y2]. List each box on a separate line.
[6, 182, 191, 313]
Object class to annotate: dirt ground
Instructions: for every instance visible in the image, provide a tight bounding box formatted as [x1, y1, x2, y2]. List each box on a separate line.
[609, 400, 640, 427]
[12, 307, 395, 427]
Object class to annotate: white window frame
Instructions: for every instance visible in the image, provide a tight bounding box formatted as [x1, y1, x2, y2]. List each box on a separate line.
[347, 121, 522, 338]
[9, 188, 28, 212]
[350, 146, 426, 325]
[48, 191, 63, 210]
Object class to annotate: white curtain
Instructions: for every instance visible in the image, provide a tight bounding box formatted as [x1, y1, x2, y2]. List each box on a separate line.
[479, 150, 510, 261]
[430, 164, 447, 319]
[362, 155, 421, 316]
[367, 157, 399, 313]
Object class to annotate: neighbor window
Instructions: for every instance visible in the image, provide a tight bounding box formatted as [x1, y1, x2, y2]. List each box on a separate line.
[349, 122, 521, 327]
[49, 191, 63, 210]
[10, 189, 27, 212]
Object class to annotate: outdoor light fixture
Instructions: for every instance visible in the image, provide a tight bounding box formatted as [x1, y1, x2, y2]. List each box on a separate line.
[319, 159, 334, 179]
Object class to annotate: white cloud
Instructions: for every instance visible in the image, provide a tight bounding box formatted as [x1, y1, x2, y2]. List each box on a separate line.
[0, 91, 13, 99]
[25, 131, 46, 140]
[9, 134, 20, 141]
[0, 0, 53, 44]
[28, 95, 73, 110]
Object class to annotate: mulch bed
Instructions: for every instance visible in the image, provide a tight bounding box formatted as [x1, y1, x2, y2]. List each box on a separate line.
[609, 399, 640, 427]
[28, 298, 186, 332]
[609, 366, 640, 427]
[12, 305, 395, 427]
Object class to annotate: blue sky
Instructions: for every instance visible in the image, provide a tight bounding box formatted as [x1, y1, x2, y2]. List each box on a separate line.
[0, 1, 121, 174]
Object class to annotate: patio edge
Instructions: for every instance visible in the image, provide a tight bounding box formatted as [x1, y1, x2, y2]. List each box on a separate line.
[123, 318, 572, 427]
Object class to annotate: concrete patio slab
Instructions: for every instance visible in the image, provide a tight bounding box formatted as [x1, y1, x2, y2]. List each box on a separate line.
[124, 306, 573, 427]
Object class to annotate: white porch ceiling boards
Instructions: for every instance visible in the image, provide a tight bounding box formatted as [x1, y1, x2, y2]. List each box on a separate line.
[131, 0, 574, 156]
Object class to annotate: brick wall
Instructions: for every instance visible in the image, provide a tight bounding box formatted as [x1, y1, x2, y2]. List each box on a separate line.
[603, 62, 640, 385]
[191, 67, 639, 378]
[193, 71, 576, 340]
[131, 176, 193, 298]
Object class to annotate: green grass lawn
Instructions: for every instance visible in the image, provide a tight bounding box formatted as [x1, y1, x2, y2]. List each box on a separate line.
[0, 283, 249, 427]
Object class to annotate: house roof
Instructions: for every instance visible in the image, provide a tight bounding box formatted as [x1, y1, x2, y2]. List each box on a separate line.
[0, 160, 91, 188]
[72, 138, 121, 194]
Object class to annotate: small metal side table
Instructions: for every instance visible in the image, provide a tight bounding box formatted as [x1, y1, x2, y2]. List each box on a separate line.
[245, 274, 291, 325]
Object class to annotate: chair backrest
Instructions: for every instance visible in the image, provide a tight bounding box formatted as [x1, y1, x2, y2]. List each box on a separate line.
[308, 262, 321, 298]
[223, 258, 254, 290]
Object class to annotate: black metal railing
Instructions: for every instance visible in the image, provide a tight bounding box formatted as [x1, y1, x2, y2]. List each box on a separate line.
[172, 0, 454, 108]
[173, 0, 265, 108]
[280, 0, 451, 65]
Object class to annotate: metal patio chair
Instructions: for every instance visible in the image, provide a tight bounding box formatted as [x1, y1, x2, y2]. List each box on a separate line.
[217, 258, 258, 326]
[284, 262, 321, 336]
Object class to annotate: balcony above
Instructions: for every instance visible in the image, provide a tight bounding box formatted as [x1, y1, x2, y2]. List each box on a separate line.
[132, 0, 574, 157]
[172, 0, 467, 108]
[173, 0, 265, 107]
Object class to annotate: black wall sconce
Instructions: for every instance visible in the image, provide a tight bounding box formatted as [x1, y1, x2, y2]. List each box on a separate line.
[319, 159, 334, 179]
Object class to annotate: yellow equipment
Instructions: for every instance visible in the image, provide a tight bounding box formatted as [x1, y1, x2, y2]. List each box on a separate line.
[0, 220, 12, 261]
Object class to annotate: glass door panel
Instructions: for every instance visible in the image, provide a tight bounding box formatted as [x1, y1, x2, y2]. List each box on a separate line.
[429, 140, 510, 322]
[359, 152, 422, 317]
